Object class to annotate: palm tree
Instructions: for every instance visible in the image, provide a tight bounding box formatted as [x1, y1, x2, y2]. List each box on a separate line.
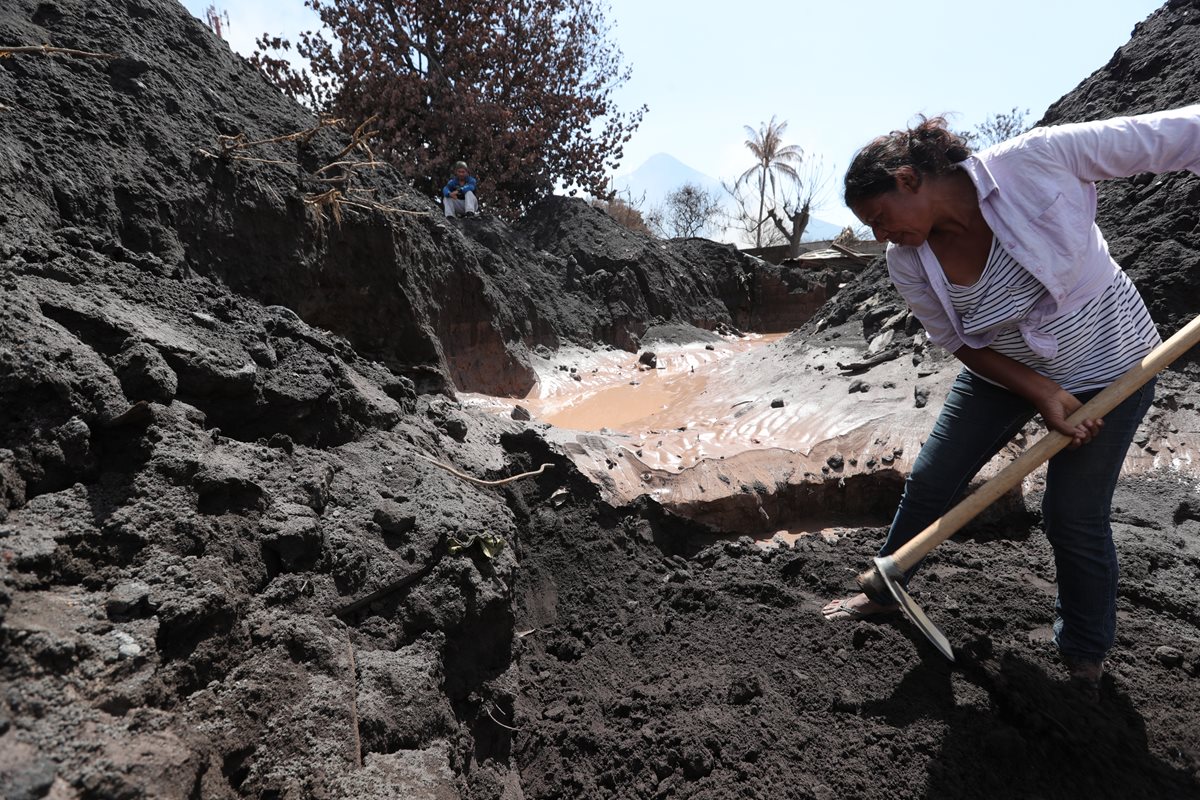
[736, 116, 803, 248]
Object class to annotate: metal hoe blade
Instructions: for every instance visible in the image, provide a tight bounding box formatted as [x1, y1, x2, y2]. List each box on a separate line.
[873, 556, 955, 661]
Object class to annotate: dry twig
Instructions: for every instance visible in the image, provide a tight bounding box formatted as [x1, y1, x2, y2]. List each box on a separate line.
[217, 115, 343, 152]
[333, 114, 381, 161]
[487, 703, 518, 732]
[418, 455, 554, 487]
[0, 44, 117, 60]
[332, 540, 446, 618]
[314, 159, 386, 175]
[205, 116, 429, 226]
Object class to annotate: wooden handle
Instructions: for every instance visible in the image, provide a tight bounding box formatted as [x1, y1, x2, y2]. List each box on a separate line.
[887, 314, 1200, 574]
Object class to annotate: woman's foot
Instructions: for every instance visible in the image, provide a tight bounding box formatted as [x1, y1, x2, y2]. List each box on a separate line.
[1062, 654, 1104, 700]
[821, 592, 899, 621]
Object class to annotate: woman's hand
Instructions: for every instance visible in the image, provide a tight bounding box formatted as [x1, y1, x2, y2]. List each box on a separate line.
[1035, 387, 1103, 449]
[953, 347, 1103, 449]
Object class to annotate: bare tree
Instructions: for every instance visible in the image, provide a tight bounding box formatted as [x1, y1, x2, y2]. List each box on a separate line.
[764, 155, 835, 259]
[967, 107, 1030, 149]
[734, 116, 803, 248]
[651, 182, 723, 239]
[722, 178, 786, 248]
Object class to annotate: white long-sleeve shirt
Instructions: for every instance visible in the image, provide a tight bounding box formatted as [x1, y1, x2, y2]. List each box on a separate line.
[886, 105, 1200, 360]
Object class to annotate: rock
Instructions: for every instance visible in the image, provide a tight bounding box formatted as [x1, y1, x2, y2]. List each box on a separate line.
[441, 417, 468, 441]
[1155, 645, 1184, 668]
[848, 379, 870, 394]
[261, 515, 323, 571]
[374, 501, 416, 537]
[267, 432, 295, 454]
[113, 631, 143, 659]
[192, 465, 268, 515]
[638, 351, 657, 368]
[826, 454, 844, 470]
[914, 385, 930, 408]
[0, 449, 26, 522]
[770, 398, 784, 408]
[2, 757, 58, 800]
[115, 341, 178, 403]
[726, 675, 763, 705]
[511, 404, 532, 421]
[106, 580, 153, 620]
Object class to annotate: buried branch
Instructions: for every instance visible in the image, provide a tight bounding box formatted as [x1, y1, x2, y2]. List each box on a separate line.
[418, 454, 554, 487]
[205, 114, 429, 225]
[216, 115, 344, 152]
[0, 44, 118, 60]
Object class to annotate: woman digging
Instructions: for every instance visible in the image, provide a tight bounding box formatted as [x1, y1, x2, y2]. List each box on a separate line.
[821, 106, 1200, 695]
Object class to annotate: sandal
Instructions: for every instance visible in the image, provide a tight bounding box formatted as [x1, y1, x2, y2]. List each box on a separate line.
[821, 593, 900, 621]
[1062, 655, 1104, 699]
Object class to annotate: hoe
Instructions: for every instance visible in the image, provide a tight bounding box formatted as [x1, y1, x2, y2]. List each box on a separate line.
[857, 315, 1200, 660]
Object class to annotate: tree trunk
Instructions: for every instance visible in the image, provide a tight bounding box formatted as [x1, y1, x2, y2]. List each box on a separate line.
[786, 200, 811, 259]
[755, 169, 766, 249]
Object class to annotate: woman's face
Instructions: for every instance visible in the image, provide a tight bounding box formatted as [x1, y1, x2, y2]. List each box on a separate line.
[850, 168, 930, 247]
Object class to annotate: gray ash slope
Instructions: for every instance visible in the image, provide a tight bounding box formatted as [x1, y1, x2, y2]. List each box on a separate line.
[1, 2, 1200, 800]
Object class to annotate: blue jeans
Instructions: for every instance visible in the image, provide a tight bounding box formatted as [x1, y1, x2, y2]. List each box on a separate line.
[877, 369, 1156, 662]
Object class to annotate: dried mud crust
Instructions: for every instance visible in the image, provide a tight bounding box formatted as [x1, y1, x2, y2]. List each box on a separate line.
[508, 473, 1200, 800]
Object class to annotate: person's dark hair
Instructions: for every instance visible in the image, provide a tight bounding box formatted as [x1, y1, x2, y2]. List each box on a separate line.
[843, 116, 972, 207]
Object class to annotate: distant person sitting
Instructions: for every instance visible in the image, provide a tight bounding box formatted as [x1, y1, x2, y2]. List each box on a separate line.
[442, 161, 479, 218]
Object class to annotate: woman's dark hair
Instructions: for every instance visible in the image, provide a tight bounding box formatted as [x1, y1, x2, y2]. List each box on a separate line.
[843, 116, 972, 207]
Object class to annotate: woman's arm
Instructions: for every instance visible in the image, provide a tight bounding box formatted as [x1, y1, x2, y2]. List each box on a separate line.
[1039, 105, 1200, 181]
[953, 345, 1102, 447]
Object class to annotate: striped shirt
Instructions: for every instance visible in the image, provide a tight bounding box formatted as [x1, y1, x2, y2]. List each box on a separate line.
[946, 239, 1160, 393]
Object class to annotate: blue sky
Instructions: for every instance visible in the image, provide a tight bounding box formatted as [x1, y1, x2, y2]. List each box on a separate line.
[181, 0, 1164, 227]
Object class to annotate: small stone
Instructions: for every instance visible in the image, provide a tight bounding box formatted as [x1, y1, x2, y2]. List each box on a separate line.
[914, 386, 930, 408]
[442, 418, 468, 441]
[113, 631, 142, 659]
[638, 351, 658, 368]
[115, 341, 177, 404]
[267, 433, 295, 454]
[705, 344, 716, 351]
[770, 398, 785, 408]
[1155, 645, 1184, 668]
[106, 581, 152, 620]
[511, 404, 532, 421]
[571, 373, 582, 381]
[374, 502, 416, 537]
[848, 379, 869, 394]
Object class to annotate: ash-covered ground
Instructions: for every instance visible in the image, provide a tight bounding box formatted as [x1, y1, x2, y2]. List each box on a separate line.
[2, 2, 1200, 800]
